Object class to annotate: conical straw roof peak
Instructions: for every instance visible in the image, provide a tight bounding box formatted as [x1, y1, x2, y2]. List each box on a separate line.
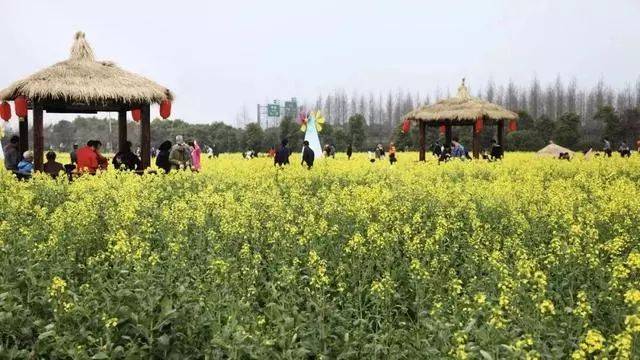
[456, 78, 471, 100]
[69, 31, 95, 61]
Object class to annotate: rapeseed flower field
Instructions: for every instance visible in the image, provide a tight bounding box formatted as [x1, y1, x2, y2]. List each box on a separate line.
[1, 153, 640, 358]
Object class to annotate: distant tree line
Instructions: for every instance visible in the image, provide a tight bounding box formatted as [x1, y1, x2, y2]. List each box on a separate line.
[3, 76, 639, 154]
[4, 118, 244, 154]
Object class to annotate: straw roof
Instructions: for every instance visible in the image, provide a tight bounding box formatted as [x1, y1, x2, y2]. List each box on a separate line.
[536, 143, 575, 157]
[406, 80, 518, 124]
[0, 32, 173, 105]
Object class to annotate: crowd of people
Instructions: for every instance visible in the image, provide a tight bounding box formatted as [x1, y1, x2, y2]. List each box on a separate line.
[430, 137, 503, 163]
[2, 134, 204, 179]
[5, 132, 639, 180]
[602, 138, 636, 158]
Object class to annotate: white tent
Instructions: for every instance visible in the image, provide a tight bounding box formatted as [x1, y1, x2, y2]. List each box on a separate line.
[536, 143, 574, 157]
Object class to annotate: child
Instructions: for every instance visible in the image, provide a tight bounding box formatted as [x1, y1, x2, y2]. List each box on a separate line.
[17, 151, 34, 176]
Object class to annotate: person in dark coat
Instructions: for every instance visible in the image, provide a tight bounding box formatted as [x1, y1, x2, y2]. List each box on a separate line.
[3, 135, 20, 171]
[155, 140, 172, 173]
[112, 141, 141, 171]
[69, 143, 79, 164]
[43, 151, 65, 179]
[301, 140, 314, 169]
[489, 139, 503, 160]
[274, 139, 291, 166]
[346, 143, 353, 160]
[432, 141, 443, 158]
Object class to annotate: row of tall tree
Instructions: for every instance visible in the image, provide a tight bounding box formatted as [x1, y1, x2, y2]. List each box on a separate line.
[314, 77, 640, 129]
[309, 77, 640, 151]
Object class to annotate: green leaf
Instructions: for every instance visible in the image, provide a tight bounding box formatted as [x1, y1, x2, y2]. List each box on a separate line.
[92, 352, 109, 359]
[480, 350, 493, 360]
[37, 330, 55, 340]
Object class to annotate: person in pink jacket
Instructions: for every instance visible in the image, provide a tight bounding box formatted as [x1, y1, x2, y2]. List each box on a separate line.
[189, 140, 202, 172]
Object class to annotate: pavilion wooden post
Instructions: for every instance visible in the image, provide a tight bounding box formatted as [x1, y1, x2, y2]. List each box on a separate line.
[140, 104, 151, 169]
[118, 110, 127, 153]
[472, 122, 481, 159]
[497, 120, 504, 149]
[19, 112, 29, 155]
[419, 120, 426, 161]
[445, 124, 452, 147]
[32, 104, 44, 171]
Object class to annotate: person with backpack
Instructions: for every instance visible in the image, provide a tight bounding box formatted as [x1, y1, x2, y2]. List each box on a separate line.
[169, 135, 192, 170]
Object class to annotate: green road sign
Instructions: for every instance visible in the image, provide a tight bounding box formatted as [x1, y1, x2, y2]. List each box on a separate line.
[267, 104, 280, 117]
[284, 101, 298, 117]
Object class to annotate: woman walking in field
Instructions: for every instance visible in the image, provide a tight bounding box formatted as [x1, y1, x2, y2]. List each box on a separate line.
[190, 140, 202, 171]
[388, 142, 397, 165]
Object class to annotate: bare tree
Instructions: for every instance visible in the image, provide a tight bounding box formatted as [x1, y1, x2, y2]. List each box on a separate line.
[554, 76, 565, 118]
[324, 94, 333, 124]
[506, 80, 518, 111]
[566, 78, 577, 114]
[368, 93, 376, 125]
[485, 79, 495, 103]
[544, 85, 556, 120]
[529, 76, 542, 119]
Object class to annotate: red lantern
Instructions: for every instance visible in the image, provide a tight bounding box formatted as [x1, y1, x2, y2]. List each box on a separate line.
[0, 101, 11, 121]
[439, 124, 446, 135]
[14, 96, 28, 118]
[160, 100, 171, 119]
[132, 108, 142, 122]
[401, 119, 411, 134]
[475, 116, 484, 133]
[508, 119, 517, 132]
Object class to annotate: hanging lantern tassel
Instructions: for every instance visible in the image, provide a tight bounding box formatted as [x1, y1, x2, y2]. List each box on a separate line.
[0, 101, 11, 121]
[160, 100, 172, 119]
[132, 108, 142, 122]
[14, 96, 28, 119]
[508, 119, 517, 132]
[475, 116, 484, 133]
[439, 124, 446, 135]
[402, 119, 411, 134]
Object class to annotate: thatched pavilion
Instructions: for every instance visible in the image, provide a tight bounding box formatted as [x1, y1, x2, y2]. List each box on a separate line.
[0, 31, 173, 171]
[405, 80, 518, 160]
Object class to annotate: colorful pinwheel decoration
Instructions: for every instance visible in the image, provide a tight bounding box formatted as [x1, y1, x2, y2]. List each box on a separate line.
[299, 110, 325, 133]
[298, 111, 308, 131]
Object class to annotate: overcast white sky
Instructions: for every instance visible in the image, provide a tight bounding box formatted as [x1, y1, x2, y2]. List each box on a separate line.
[1, 0, 639, 125]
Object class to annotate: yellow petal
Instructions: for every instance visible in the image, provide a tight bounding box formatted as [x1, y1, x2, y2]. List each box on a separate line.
[316, 123, 323, 132]
[300, 124, 307, 132]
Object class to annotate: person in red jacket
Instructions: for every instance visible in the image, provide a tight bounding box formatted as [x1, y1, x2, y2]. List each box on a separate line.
[76, 140, 100, 173]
